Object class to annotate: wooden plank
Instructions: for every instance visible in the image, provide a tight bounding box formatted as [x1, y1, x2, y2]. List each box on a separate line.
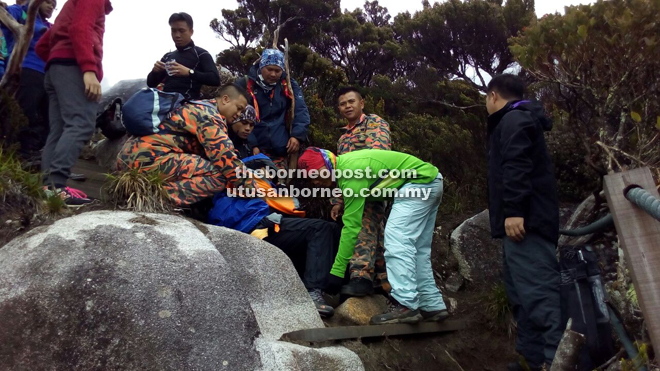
[280, 320, 467, 343]
[69, 159, 109, 201]
[603, 167, 660, 350]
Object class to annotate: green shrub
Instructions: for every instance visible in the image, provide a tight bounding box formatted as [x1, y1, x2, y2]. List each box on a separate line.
[0, 89, 28, 152]
[0, 147, 45, 219]
[104, 168, 173, 213]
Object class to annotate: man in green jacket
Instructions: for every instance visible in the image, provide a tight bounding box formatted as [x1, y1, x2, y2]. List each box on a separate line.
[298, 147, 449, 324]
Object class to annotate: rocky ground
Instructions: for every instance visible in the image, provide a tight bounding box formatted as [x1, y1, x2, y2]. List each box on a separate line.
[1, 198, 521, 370]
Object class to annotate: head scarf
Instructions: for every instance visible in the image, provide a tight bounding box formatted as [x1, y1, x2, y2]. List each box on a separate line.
[298, 147, 337, 179]
[259, 49, 285, 71]
[232, 105, 259, 125]
[256, 49, 285, 92]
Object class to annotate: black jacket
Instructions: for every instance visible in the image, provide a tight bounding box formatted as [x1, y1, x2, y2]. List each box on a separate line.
[228, 126, 252, 160]
[487, 100, 559, 243]
[147, 41, 220, 100]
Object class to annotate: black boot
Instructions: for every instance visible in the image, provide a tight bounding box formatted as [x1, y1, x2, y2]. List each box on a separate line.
[340, 278, 374, 297]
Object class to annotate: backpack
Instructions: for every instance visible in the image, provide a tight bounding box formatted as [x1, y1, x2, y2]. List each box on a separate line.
[96, 97, 126, 140]
[245, 76, 293, 121]
[121, 88, 215, 136]
[559, 245, 616, 370]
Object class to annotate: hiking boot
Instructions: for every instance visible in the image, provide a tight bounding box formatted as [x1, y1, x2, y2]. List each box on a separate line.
[69, 173, 87, 181]
[340, 278, 374, 297]
[507, 361, 543, 371]
[420, 309, 450, 322]
[44, 186, 93, 208]
[369, 298, 422, 325]
[309, 289, 334, 318]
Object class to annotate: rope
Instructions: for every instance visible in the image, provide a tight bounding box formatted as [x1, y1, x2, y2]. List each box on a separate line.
[560, 214, 615, 236]
[624, 185, 660, 222]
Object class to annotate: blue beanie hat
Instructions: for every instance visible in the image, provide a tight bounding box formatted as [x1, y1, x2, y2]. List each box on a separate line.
[259, 49, 285, 71]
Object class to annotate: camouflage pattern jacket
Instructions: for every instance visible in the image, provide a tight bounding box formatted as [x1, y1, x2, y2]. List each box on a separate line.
[118, 100, 253, 190]
[331, 113, 391, 205]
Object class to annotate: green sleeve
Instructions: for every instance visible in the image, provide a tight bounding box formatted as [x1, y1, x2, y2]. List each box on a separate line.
[330, 191, 366, 278]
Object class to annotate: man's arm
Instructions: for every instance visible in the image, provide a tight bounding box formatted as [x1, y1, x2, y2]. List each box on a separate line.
[69, 0, 106, 74]
[289, 78, 310, 141]
[172, 104, 255, 190]
[500, 111, 536, 219]
[330, 193, 366, 278]
[147, 53, 168, 88]
[190, 50, 220, 87]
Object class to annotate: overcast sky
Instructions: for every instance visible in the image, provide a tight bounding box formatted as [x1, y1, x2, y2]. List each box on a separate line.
[44, 0, 595, 90]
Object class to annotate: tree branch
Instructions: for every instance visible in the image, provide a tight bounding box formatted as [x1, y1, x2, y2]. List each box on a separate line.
[550, 319, 586, 371]
[0, 6, 21, 36]
[0, 0, 45, 95]
[423, 99, 485, 110]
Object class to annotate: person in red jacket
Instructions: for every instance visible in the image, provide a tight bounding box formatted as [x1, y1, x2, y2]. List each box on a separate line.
[35, 0, 113, 206]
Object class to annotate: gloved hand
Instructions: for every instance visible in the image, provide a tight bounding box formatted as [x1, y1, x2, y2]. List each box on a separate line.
[325, 274, 345, 295]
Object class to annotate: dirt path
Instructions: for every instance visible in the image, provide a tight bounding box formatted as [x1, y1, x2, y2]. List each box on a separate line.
[69, 159, 108, 200]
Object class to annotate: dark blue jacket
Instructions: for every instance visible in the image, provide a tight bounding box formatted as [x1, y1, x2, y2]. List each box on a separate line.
[236, 65, 310, 156]
[487, 100, 559, 244]
[1, 4, 50, 73]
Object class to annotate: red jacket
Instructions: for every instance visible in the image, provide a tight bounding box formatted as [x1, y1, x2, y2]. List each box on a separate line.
[35, 0, 112, 81]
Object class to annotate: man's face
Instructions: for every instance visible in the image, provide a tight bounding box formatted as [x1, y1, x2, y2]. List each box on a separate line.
[231, 120, 255, 140]
[170, 21, 193, 48]
[218, 95, 248, 123]
[260, 65, 283, 84]
[39, 0, 56, 19]
[338, 91, 364, 122]
[310, 167, 334, 187]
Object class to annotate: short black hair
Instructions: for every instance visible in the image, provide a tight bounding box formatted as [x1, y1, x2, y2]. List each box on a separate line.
[487, 74, 525, 100]
[169, 12, 193, 29]
[217, 83, 249, 101]
[335, 86, 363, 104]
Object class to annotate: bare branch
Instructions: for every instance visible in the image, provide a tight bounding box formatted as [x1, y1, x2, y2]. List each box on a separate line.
[0, 7, 21, 36]
[0, 0, 46, 95]
[423, 99, 485, 110]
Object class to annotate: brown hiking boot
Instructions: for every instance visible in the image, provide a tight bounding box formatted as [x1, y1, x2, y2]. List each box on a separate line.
[370, 298, 422, 325]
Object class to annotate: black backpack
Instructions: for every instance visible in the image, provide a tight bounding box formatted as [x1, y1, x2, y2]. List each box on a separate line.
[96, 98, 126, 140]
[559, 245, 616, 370]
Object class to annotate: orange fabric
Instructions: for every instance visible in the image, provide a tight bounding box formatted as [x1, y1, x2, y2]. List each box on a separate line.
[254, 178, 306, 217]
[246, 77, 293, 121]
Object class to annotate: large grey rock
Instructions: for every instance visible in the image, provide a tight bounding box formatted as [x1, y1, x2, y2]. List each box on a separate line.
[0, 211, 363, 371]
[98, 79, 146, 109]
[449, 210, 502, 283]
[95, 135, 128, 172]
[558, 195, 598, 247]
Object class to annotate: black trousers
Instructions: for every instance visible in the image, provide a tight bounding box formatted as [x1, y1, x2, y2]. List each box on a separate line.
[503, 233, 564, 368]
[17, 68, 49, 155]
[264, 218, 340, 290]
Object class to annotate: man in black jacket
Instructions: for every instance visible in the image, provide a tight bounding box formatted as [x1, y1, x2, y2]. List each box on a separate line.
[486, 74, 562, 371]
[147, 12, 220, 99]
[228, 105, 257, 159]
